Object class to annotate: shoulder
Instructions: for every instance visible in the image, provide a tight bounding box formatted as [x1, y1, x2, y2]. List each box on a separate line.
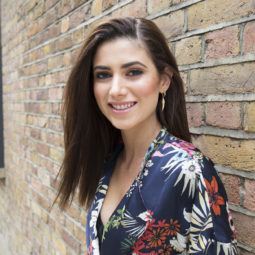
[140, 131, 226, 209]
[151, 131, 216, 186]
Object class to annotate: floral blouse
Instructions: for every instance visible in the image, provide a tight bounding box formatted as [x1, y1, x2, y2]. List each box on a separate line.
[86, 128, 237, 254]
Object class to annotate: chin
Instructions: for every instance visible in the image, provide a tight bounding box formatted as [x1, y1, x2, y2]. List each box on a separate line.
[110, 119, 138, 131]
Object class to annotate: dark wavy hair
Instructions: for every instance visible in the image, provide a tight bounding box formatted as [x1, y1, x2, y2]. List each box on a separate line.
[52, 17, 191, 211]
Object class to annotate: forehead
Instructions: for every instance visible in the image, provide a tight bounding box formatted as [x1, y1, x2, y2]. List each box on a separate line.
[93, 37, 153, 66]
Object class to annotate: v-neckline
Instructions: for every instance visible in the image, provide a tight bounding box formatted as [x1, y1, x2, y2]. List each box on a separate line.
[98, 127, 167, 233]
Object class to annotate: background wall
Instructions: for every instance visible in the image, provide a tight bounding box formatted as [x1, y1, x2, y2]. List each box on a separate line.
[0, 0, 254, 254]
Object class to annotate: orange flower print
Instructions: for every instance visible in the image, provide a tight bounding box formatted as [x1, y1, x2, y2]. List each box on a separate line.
[146, 227, 168, 248]
[205, 176, 225, 216]
[167, 219, 180, 236]
[159, 244, 173, 255]
[132, 239, 145, 254]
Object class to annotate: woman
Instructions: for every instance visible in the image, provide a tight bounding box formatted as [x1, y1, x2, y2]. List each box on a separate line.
[54, 17, 237, 254]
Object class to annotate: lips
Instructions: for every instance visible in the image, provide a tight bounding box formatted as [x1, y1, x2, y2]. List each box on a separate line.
[109, 102, 137, 111]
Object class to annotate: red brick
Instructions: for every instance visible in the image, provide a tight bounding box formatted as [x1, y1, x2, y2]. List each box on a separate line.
[36, 90, 49, 101]
[36, 143, 50, 157]
[232, 211, 255, 247]
[205, 102, 241, 129]
[60, 228, 81, 253]
[30, 128, 42, 140]
[243, 21, 255, 54]
[219, 174, 241, 205]
[205, 26, 239, 59]
[243, 179, 255, 211]
[186, 103, 204, 128]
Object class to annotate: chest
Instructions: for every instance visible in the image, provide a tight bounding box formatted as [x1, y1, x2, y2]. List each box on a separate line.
[100, 162, 141, 226]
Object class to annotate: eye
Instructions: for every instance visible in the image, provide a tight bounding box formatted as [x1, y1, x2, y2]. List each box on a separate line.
[127, 69, 143, 76]
[94, 72, 111, 79]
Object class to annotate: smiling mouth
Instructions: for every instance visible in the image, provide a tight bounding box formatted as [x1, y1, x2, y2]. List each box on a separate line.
[110, 102, 137, 110]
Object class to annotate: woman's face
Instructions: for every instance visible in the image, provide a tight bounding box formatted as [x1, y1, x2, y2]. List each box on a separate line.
[93, 37, 170, 131]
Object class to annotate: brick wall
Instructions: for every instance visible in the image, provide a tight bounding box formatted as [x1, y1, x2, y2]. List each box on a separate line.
[0, 0, 254, 254]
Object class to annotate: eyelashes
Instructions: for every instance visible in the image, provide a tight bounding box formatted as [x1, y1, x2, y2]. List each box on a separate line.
[95, 72, 111, 79]
[94, 69, 143, 80]
[127, 69, 143, 76]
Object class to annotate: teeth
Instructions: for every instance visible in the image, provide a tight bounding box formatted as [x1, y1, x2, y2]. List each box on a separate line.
[112, 102, 135, 110]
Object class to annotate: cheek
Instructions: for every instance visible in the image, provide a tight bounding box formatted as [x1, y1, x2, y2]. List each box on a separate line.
[135, 78, 160, 97]
[93, 85, 104, 105]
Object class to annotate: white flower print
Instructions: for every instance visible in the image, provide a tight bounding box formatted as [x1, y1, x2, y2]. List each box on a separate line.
[170, 232, 188, 252]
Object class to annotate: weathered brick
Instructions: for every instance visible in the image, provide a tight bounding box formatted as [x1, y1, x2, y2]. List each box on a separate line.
[102, 0, 117, 11]
[27, 22, 39, 37]
[36, 143, 50, 157]
[47, 54, 64, 70]
[180, 71, 188, 93]
[57, 0, 73, 17]
[244, 102, 255, 132]
[60, 228, 81, 253]
[48, 87, 63, 101]
[46, 132, 64, 147]
[52, 232, 67, 255]
[72, 28, 85, 44]
[91, 0, 103, 16]
[190, 62, 255, 95]
[205, 26, 239, 59]
[112, 0, 147, 17]
[193, 135, 255, 171]
[172, 0, 183, 4]
[69, 4, 91, 30]
[175, 36, 201, 65]
[219, 174, 241, 205]
[188, 0, 255, 30]
[154, 11, 184, 39]
[243, 21, 255, 54]
[186, 103, 204, 127]
[48, 118, 63, 132]
[61, 17, 69, 33]
[57, 35, 73, 51]
[147, 0, 169, 14]
[2, 0, 255, 254]
[205, 102, 241, 129]
[243, 179, 255, 211]
[49, 147, 64, 162]
[232, 211, 255, 247]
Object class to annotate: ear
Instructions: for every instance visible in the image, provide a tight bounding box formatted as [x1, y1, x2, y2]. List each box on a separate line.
[159, 66, 173, 93]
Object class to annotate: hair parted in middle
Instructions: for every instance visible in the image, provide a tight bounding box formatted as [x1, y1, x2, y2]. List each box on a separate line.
[54, 17, 191, 210]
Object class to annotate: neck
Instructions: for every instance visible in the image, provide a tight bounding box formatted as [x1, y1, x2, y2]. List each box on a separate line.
[120, 120, 162, 167]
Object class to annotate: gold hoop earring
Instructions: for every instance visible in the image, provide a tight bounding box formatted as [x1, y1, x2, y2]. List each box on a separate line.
[161, 92, 166, 111]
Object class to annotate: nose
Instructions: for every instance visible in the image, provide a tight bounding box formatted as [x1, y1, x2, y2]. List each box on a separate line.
[109, 74, 127, 98]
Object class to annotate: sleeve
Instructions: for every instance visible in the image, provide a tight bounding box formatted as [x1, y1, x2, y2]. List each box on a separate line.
[187, 156, 238, 255]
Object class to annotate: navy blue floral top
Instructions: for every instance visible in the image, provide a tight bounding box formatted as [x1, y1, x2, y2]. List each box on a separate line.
[86, 128, 237, 254]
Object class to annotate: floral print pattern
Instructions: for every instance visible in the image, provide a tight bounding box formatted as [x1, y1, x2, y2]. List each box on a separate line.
[86, 128, 237, 254]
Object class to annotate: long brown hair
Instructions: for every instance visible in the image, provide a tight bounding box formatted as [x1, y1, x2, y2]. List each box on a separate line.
[53, 17, 191, 211]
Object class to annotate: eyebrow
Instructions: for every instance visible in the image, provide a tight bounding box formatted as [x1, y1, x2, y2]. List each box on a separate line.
[93, 61, 147, 71]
